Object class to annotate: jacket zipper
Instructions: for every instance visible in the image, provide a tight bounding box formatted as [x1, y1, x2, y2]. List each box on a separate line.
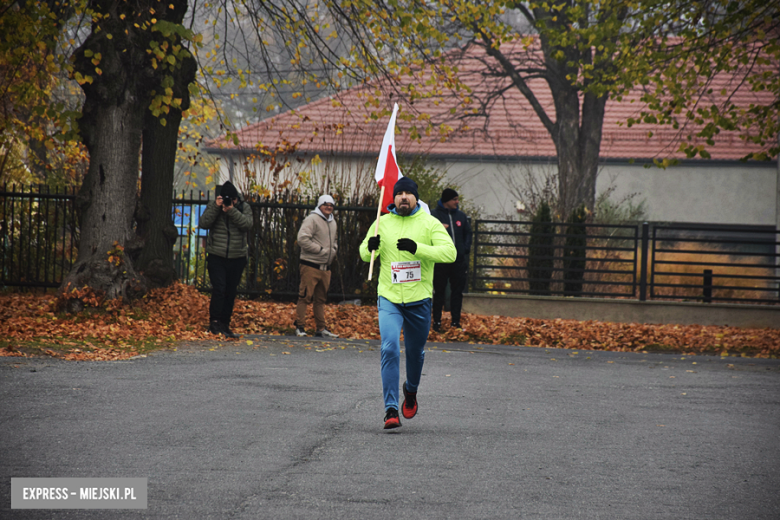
[400, 216, 406, 304]
[224, 212, 231, 258]
[327, 221, 332, 266]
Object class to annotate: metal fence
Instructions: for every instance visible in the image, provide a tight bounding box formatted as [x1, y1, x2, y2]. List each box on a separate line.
[1, 185, 379, 301]
[649, 223, 780, 304]
[0, 184, 79, 288]
[3, 184, 779, 305]
[471, 219, 640, 298]
[172, 192, 379, 300]
[471, 219, 780, 304]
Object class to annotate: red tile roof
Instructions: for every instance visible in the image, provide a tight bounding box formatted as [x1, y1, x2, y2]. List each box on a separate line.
[206, 42, 774, 162]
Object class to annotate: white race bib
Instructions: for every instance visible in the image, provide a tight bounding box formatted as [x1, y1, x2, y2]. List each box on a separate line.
[391, 261, 422, 284]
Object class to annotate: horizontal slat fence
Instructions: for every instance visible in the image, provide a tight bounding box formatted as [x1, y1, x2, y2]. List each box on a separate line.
[471, 220, 640, 299]
[470, 220, 780, 305]
[649, 224, 780, 304]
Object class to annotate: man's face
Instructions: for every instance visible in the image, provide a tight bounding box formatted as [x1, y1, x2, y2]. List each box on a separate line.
[443, 197, 459, 210]
[394, 191, 417, 216]
[320, 202, 334, 217]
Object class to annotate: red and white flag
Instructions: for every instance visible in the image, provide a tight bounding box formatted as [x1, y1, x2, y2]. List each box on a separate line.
[374, 103, 402, 213]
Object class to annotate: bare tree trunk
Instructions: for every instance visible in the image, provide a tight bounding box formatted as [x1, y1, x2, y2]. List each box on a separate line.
[60, 0, 196, 305]
[134, 110, 182, 288]
[59, 0, 159, 308]
[554, 88, 582, 219]
[135, 54, 196, 288]
[550, 77, 607, 218]
[133, 2, 196, 289]
[61, 101, 148, 309]
[502, 24, 610, 220]
[579, 92, 608, 212]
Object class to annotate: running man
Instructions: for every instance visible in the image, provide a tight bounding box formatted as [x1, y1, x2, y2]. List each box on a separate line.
[360, 177, 457, 429]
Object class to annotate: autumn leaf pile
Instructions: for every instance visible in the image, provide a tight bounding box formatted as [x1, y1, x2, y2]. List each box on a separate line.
[1, 282, 778, 361]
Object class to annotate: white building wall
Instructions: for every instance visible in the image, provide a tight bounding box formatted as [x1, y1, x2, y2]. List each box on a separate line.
[598, 163, 777, 226]
[444, 160, 776, 225]
[214, 152, 777, 226]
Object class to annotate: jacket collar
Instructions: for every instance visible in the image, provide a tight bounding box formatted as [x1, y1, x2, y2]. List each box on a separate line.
[388, 203, 421, 216]
[312, 207, 334, 222]
[437, 199, 457, 213]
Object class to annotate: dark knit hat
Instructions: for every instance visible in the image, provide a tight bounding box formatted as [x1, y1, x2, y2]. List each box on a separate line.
[441, 188, 458, 203]
[220, 181, 239, 200]
[393, 177, 419, 200]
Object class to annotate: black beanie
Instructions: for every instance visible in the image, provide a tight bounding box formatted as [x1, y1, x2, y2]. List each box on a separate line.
[393, 177, 419, 200]
[441, 188, 458, 203]
[220, 181, 239, 200]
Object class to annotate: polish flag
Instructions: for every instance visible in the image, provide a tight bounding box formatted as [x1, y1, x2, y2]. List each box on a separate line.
[374, 103, 402, 213]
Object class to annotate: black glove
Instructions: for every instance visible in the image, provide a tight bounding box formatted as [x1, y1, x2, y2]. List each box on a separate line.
[368, 235, 380, 251]
[397, 238, 417, 255]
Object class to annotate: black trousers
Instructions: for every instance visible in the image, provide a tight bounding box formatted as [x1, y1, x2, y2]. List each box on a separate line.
[432, 260, 468, 324]
[207, 254, 247, 325]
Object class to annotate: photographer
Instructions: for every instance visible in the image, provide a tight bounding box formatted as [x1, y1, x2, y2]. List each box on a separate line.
[199, 181, 253, 338]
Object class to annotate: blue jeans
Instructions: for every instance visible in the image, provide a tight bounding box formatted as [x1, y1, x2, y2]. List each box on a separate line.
[377, 296, 432, 411]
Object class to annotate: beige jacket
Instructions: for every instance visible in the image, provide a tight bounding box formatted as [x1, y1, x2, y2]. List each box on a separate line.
[297, 210, 338, 267]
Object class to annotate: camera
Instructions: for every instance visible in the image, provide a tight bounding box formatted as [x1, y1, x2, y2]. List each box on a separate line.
[221, 196, 233, 207]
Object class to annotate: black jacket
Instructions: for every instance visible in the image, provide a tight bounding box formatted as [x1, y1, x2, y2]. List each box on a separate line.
[431, 200, 472, 264]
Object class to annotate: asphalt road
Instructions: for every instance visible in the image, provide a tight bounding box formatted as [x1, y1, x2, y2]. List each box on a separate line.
[2, 335, 779, 519]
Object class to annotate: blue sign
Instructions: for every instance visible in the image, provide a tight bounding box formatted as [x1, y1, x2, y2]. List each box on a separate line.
[173, 203, 208, 237]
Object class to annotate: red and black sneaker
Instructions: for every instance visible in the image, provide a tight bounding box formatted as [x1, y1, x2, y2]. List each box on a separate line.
[384, 408, 402, 429]
[402, 382, 418, 419]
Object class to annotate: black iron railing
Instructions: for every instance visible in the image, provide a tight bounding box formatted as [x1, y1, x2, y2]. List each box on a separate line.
[1, 185, 379, 301]
[172, 195, 378, 300]
[471, 219, 641, 299]
[3, 184, 779, 305]
[0, 184, 79, 288]
[649, 223, 780, 304]
[471, 219, 780, 304]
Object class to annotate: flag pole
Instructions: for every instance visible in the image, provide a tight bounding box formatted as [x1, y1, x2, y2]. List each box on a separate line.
[367, 184, 385, 281]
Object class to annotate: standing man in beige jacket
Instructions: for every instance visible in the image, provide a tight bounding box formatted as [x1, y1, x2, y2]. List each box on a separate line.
[295, 195, 339, 338]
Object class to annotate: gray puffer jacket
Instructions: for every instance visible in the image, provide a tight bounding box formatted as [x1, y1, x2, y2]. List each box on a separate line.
[199, 197, 253, 258]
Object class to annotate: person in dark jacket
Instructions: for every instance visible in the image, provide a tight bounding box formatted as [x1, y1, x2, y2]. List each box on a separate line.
[199, 181, 253, 338]
[431, 188, 472, 331]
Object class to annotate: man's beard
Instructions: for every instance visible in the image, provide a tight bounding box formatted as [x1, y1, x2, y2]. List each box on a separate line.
[396, 203, 414, 216]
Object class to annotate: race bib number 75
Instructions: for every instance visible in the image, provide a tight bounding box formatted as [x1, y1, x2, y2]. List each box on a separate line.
[391, 261, 422, 283]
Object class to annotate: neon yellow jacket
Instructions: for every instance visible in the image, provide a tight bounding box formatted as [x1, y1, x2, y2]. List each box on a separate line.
[360, 206, 457, 304]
